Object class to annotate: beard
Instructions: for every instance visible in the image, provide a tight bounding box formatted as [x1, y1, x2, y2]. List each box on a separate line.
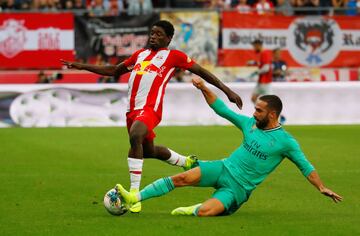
[255, 117, 269, 129]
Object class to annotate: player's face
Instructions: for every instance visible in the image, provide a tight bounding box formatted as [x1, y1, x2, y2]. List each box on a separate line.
[253, 100, 270, 129]
[252, 43, 262, 53]
[149, 26, 171, 49]
[273, 49, 281, 60]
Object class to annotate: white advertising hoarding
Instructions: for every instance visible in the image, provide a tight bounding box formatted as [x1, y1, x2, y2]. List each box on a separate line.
[0, 82, 359, 127]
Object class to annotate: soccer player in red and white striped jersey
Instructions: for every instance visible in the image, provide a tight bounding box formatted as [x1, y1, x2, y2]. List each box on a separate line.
[248, 39, 273, 104]
[61, 20, 242, 213]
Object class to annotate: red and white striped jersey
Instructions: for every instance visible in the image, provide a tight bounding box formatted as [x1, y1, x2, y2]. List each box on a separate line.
[257, 50, 272, 84]
[123, 48, 195, 118]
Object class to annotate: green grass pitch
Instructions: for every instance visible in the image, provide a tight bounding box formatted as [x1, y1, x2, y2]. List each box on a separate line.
[0, 125, 359, 235]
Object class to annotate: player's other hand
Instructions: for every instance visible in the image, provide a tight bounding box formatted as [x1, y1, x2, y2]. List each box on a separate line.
[320, 187, 343, 203]
[246, 60, 257, 66]
[192, 78, 206, 90]
[227, 90, 243, 110]
[60, 59, 82, 70]
[248, 71, 258, 79]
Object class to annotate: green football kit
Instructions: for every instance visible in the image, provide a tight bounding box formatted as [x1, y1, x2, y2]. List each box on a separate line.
[197, 98, 315, 215]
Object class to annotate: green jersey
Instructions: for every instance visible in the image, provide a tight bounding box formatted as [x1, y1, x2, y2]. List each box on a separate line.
[210, 98, 315, 193]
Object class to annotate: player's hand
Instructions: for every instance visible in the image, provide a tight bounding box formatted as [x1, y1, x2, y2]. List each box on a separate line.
[320, 187, 343, 203]
[246, 60, 257, 66]
[227, 90, 243, 110]
[60, 59, 82, 70]
[248, 71, 258, 79]
[192, 78, 206, 90]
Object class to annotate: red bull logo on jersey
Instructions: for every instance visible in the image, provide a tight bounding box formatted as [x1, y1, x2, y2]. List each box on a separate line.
[133, 61, 166, 77]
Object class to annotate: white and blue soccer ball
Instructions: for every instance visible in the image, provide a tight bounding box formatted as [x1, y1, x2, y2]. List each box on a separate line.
[103, 188, 127, 216]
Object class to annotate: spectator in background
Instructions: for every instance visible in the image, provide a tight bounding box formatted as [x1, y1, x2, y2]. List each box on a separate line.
[331, 0, 346, 15]
[211, 0, 240, 8]
[73, 0, 86, 9]
[127, 0, 153, 15]
[53, 0, 63, 10]
[32, 0, 61, 11]
[19, 0, 32, 10]
[0, 0, 20, 10]
[208, 0, 225, 9]
[37, 71, 63, 83]
[254, 0, 275, 15]
[64, 0, 74, 9]
[271, 47, 288, 124]
[345, 0, 360, 15]
[247, 39, 273, 104]
[88, 0, 105, 16]
[293, 0, 321, 15]
[332, 0, 346, 9]
[104, 0, 124, 15]
[272, 48, 287, 124]
[318, 0, 332, 15]
[275, 0, 295, 15]
[272, 48, 287, 82]
[207, 0, 233, 9]
[37, 71, 48, 83]
[32, 0, 46, 9]
[236, 0, 252, 13]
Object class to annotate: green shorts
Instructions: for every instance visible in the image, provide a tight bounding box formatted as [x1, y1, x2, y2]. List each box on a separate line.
[198, 160, 249, 215]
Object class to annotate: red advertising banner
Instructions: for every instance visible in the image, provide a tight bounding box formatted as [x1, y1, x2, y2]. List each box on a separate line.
[0, 13, 74, 69]
[221, 12, 360, 68]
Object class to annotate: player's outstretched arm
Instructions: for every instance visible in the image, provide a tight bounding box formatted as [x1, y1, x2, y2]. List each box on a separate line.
[192, 78, 217, 105]
[188, 63, 243, 109]
[60, 59, 129, 76]
[307, 170, 343, 203]
[192, 78, 249, 130]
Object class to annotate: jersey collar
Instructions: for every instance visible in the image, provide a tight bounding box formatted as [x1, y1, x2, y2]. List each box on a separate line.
[263, 125, 282, 132]
[147, 47, 168, 51]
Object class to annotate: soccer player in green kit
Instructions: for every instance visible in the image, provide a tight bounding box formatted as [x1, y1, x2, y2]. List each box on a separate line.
[115, 78, 343, 216]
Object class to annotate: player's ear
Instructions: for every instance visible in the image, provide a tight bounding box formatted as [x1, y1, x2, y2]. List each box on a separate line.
[268, 110, 277, 120]
[166, 36, 172, 45]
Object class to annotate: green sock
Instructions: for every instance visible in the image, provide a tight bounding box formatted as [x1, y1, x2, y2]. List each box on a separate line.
[139, 177, 175, 201]
[193, 204, 201, 216]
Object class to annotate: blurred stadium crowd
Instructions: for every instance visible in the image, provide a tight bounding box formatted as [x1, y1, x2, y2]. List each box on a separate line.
[0, 0, 359, 84]
[0, 0, 359, 16]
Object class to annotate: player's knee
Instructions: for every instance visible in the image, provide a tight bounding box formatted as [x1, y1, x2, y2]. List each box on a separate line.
[143, 149, 155, 158]
[129, 133, 144, 146]
[171, 173, 189, 186]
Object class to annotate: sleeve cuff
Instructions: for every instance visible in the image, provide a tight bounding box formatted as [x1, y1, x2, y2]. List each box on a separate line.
[209, 97, 223, 108]
[304, 167, 315, 177]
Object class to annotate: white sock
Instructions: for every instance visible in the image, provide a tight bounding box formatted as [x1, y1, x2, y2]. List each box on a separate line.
[166, 149, 186, 167]
[128, 157, 143, 190]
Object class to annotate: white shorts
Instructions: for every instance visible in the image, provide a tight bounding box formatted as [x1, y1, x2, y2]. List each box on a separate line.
[253, 83, 272, 96]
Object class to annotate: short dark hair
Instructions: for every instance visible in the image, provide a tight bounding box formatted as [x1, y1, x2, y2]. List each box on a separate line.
[251, 39, 263, 45]
[273, 47, 281, 52]
[259, 95, 283, 116]
[152, 20, 175, 38]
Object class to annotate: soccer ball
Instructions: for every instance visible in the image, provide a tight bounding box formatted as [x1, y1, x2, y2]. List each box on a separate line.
[103, 188, 127, 216]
